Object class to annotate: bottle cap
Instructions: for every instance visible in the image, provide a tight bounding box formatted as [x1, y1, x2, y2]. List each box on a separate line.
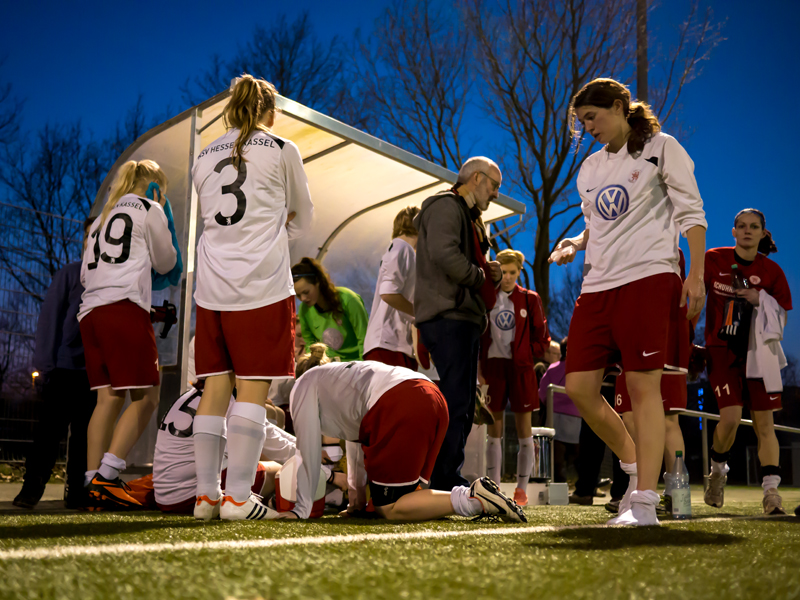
[731, 264, 738, 269]
[676, 450, 683, 457]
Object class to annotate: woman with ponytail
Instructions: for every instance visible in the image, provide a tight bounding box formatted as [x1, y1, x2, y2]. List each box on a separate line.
[191, 74, 313, 522]
[550, 77, 707, 526]
[79, 159, 177, 509]
[703, 209, 792, 515]
[291, 257, 369, 362]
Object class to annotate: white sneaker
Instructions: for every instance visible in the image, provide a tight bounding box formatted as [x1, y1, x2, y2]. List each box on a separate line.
[220, 493, 280, 521]
[469, 477, 527, 523]
[193, 495, 221, 521]
[704, 470, 727, 508]
[609, 490, 661, 526]
[606, 475, 636, 525]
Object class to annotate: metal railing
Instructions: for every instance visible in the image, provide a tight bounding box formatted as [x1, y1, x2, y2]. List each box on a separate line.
[545, 383, 800, 482]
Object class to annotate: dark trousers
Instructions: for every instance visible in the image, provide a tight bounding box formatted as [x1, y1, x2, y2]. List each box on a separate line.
[418, 317, 481, 491]
[24, 368, 96, 499]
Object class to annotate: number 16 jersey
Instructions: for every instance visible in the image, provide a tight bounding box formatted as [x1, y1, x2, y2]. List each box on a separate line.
[79, 194, 177, 321]
[192, 128, 314, 311]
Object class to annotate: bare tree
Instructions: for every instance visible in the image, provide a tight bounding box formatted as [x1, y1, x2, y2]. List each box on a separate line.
[354, 0, 473, 169]
[547, 261, 584, 340]
[182, 12, 366, 127]
[465, 0, 722, 312]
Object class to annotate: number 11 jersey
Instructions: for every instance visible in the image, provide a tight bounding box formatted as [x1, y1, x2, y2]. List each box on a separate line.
[79, 194, 177, 321]
[192, 128, 314, 311]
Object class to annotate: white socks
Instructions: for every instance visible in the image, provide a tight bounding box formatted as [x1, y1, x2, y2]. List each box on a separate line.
[84, 470, 98, 487]
[225, 403, 267, 502]
[607, 461, 638, 525]
[762, 475, 781, 492]
[98, 452, 126, 481]
[194, 415, 227, 500]
[711, 459, 729, 476]
[487, 437, 502, 482]
[450, 485, 483, 517]
[516, 437, 534, 491]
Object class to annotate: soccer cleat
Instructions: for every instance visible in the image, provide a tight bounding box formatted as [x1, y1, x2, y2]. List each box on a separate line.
[469, 477, 527, 523]
[194, 495, 221, 521]
[220, 493, 280, 521]
[513, 488, 528, 507]
[762, 489, 786, 515]
[86, 474, 144, 510]
[704, 471, 727, 508]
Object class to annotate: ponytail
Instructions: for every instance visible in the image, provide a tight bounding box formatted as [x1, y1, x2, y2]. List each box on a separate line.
[101, 159, 167, 229]
[734, 208, 778, 256]
[570, 78, 661, 155]
[223, 74, 278, 169]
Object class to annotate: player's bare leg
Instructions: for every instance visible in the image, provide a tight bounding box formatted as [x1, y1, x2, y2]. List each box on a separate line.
[375, 490, 460, 521]
[87, 387, 126, 471]
[712, 405, 742, 455]
[106, 387, 159, 460]
[663, 413, 685, 471]
[566, 370, 635, 464]
[196, 373, 236, 417]
[627, 370, 664, 492]
[704, 405, 740, 508]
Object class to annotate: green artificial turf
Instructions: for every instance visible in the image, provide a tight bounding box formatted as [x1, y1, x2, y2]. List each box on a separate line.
[1, 489, 799, 600]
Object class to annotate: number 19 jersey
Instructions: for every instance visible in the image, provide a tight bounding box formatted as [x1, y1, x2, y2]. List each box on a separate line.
[79, 194, 177, 321]
[192, 128, 314, 311]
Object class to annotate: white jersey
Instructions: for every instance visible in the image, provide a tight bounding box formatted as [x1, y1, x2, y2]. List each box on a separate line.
[289, 361, 429, 518]
[364, 238, 416, 357]
[193, 128, 313, 311]
[577, 132, 706, 293]
[79, 194, 176, 320]
[488, 290, 514, 359]
[153, 387, 297, 506]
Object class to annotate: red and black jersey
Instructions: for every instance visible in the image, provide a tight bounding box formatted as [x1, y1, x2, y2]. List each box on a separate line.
[704, 247, 792, 347]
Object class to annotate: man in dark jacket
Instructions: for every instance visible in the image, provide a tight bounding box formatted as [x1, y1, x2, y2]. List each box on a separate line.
[13, 218, 97, 509]
[414, 157, 503, 490]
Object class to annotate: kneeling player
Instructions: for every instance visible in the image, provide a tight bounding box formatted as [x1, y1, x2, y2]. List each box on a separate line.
[283, 351, 525, 522]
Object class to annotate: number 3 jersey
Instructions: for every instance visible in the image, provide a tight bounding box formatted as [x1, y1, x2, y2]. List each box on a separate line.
[577, 132, 707, 293]
[78, 194, 177, 321]
[192, 128, 314, 311]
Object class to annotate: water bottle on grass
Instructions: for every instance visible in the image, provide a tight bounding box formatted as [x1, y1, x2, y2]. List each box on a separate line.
[670, 451, 691, 520]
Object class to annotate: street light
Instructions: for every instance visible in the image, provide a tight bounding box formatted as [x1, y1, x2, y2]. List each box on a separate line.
[32, 371, 39, 387]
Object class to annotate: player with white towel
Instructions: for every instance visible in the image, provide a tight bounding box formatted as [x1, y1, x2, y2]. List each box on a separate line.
[191, 74, 313, 521]
[282, 348, 526, 522]
[551, 78, 707, 526]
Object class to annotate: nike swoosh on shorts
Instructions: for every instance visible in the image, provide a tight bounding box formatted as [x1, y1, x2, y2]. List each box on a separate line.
[642, 351, 660, 357]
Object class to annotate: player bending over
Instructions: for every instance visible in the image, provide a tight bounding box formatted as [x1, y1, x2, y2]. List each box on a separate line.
[282, 348, 526, 522]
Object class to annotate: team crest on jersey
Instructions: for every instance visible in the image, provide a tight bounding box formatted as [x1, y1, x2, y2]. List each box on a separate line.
[495, 310, 515, 331]
[520, 309, 528, 318]
[322, 328, 344, 350]
[628, 170, 640, 182]
[749, 275, 761, 285]
[595, 185, 630, 221]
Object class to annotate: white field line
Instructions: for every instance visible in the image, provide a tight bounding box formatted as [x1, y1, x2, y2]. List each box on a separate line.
[0, 515, 787, 561]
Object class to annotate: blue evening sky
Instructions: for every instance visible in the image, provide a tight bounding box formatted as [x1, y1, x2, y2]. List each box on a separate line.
[1, 0, 798, 355]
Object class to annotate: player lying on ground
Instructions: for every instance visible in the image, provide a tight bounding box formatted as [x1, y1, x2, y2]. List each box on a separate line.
[282, 348, 526, 522]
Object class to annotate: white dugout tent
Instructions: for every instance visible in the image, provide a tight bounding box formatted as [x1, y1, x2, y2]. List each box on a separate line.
[92, 91, 526, 439]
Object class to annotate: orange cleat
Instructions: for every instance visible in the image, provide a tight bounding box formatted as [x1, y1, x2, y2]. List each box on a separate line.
[513, 488, 529, 507]
[86, 474, 144, 510]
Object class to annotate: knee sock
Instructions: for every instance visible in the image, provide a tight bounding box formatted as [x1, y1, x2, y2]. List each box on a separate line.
[450, 485, 483, 517]
[762, 465, 781, 493]
[193, 415, 227, 499]
[84, 470, 98, 487]
[621, 460, 637, 497]
[516, 437, 534, 491]
[98, 452, 126, 481]
[225, 403, 267, 502]
[487, 437, 502, 482]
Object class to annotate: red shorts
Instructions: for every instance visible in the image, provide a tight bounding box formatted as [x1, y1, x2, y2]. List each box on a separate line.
[80, 300, 160, 390]
[483, 358, 539, 413]
[613, 371, 687, 414]
[359, 379, 448, 493]
[707, 346, 782, 412]
[566, 273, 688, 374]
[196, 297, 295, 380]
[364, 348, 417, 371]
[156, 463, 269, 514]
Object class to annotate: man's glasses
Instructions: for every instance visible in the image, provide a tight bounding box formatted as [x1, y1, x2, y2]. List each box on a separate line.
[479, 172, 500, 192]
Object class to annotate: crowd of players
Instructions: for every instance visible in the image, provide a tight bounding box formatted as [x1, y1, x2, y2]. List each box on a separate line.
[13, 75, 794, 527]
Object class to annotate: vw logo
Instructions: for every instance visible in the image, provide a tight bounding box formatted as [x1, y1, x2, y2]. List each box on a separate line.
[595, 185, 630, 221]
[495, 310, 515, 331]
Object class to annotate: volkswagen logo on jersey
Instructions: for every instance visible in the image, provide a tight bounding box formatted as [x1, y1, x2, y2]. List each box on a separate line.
[595, 185, 630, 221]
[495, 310, 515, 331]
[322, 328, 345, 350]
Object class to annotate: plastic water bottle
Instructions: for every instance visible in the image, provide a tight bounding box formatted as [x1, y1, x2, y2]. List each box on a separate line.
[670, 451, 691, 520]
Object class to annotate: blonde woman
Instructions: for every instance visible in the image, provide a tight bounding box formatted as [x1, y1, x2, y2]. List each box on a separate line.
[191, 74, 313, 521]
[79, 160, 177, 508]
[479, 249, 550, 506]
